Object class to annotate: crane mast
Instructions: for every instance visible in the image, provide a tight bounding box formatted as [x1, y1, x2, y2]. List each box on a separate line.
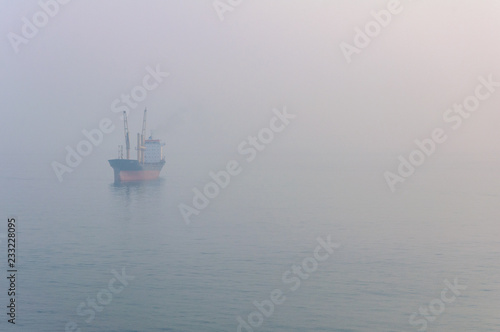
[139, 108, 147, 163]
[123, 111, 130, 159]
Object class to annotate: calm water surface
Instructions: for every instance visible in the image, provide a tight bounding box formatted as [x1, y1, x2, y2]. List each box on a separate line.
[1, 154, 499, 331]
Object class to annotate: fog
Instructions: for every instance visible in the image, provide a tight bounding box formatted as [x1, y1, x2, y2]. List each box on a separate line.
[2, 0, 500, 182]
[2, 3, 500, 330]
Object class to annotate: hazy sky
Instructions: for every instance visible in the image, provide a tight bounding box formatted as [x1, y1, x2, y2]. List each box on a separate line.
[2, 0, 500, 180]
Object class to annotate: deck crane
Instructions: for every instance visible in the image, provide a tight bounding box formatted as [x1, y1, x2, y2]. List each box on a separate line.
[123, 111, 130, 159]
[140, 108, 147, 163]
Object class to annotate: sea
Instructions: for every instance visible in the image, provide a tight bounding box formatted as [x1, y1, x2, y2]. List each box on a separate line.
[1, 151, 499, 331]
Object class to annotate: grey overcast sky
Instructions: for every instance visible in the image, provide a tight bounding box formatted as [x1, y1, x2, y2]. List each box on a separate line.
[2, 0, 500, 180]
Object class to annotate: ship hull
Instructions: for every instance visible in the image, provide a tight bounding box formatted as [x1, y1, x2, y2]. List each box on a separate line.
[108, 159, 165, 182]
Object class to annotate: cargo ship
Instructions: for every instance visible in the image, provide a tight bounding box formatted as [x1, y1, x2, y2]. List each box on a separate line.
[108, 109, 165, 182]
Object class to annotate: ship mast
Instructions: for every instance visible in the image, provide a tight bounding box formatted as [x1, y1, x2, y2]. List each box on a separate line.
[140, 108, 147, 163]
[123, 111, 130, 159]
